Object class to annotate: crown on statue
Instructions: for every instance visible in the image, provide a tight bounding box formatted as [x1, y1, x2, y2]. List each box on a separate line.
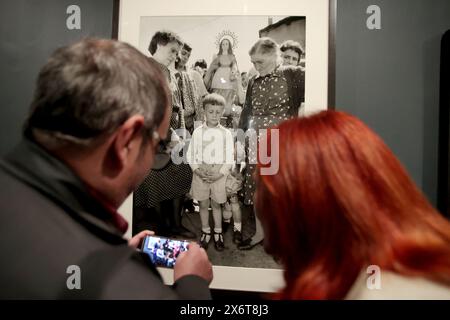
[215, 30, 239, 50]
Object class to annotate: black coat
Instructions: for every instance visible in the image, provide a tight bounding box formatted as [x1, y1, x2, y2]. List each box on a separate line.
[0, 138, 210, 299]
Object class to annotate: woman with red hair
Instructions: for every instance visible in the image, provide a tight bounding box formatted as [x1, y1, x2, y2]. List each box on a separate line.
[255, 110, 450, 299]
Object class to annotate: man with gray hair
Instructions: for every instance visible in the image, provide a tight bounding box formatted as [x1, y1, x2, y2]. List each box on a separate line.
[0, 38, 212, 299]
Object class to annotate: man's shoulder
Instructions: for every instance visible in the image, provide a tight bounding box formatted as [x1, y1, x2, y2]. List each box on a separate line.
[0, 162, 54, 213]
[0, 173, 164, 298]
[0, 163, 114, 248]
[0, 165, 209, 300]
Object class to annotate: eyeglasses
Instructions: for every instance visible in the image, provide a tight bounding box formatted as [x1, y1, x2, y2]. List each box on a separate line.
[152, 130, 168, 150]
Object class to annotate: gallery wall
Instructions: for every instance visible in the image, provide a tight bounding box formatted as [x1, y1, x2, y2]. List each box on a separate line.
[335, 0, 450, 208]
[0, 0, 116, 156]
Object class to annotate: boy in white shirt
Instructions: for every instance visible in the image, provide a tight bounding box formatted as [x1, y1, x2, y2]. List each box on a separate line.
[186, 93, 234, 251]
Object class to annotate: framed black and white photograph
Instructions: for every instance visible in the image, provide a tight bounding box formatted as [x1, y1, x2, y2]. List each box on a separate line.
[117, 0, 334, 292]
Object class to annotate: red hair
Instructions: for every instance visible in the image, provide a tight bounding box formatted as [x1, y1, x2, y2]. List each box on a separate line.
[256, 110, 450, 299]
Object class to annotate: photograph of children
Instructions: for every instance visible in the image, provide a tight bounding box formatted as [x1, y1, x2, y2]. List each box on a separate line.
[132, 15, 306, 269]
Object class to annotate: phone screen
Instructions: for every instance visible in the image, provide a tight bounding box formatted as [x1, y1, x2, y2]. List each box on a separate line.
[141, 235, 189, 268]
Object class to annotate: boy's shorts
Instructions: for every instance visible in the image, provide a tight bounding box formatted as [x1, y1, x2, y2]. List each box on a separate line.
[191, 173, 227, 204]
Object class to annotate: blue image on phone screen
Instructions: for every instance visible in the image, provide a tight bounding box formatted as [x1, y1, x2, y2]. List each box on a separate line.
[141, 236, 189, 268]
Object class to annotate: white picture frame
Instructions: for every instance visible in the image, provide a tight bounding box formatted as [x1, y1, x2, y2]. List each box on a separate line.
[117, 0, 332, 293]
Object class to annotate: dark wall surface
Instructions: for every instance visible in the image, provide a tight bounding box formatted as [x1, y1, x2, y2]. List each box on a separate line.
[335, 0, 450, 207]
[0, 0, 115, 155]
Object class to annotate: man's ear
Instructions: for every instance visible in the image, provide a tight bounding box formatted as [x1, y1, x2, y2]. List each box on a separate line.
[112, 115, 146, 168]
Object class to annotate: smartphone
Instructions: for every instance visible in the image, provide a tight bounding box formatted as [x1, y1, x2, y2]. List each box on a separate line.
[141, 235, 189, 268]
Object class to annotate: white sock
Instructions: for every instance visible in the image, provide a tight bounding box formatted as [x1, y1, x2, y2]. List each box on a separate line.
[202, 227, 211, 234]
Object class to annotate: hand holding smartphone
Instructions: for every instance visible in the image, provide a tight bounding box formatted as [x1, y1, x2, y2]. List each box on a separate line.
[141, 235, 189, 268]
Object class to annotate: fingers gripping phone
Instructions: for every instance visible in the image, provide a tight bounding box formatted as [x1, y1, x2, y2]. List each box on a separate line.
[141, 235, 189, 268]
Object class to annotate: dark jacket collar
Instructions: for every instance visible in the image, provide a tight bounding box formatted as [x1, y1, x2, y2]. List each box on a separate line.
[0, 138, 128, 243]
